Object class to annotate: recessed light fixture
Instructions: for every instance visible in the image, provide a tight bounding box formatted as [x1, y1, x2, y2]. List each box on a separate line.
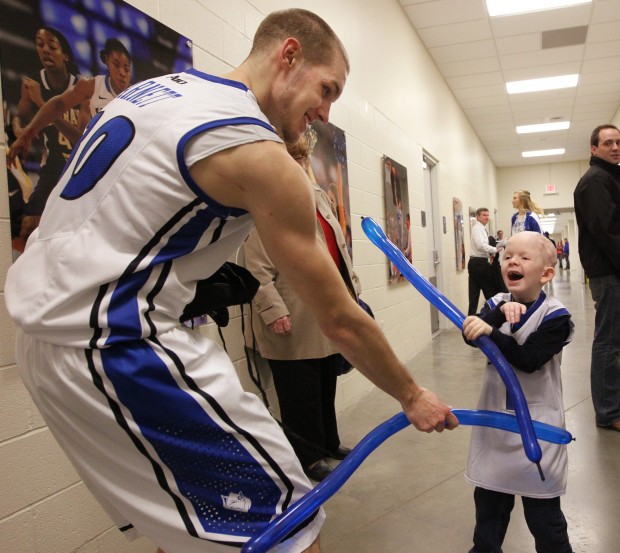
[507, 74, 579, 94]
[516, 122, 571, 134]
[522, 148, 566, 158]
[486, 0, 591, 17]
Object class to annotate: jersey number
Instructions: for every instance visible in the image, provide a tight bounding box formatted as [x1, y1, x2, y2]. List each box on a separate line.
[60, 114, 135, 200]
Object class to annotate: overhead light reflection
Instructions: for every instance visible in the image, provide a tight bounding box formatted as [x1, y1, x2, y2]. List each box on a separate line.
[486, 0, 591, 17]
[507, 75, 578, 94]
[522, 148, 566, 158]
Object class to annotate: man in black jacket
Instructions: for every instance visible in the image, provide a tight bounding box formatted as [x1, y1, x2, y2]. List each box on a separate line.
[574, 124, 620, 432]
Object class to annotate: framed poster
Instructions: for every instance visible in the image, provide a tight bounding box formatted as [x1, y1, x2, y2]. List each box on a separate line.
[1, 0, 193, 257]
[468, 206, 477, 235]
[308, 122, 352, 260]
[453, 197, 466, 270]
[382, 155, 412, 284]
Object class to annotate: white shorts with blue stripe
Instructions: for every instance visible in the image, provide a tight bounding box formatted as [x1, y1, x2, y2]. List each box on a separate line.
[16, 326, 323, 552]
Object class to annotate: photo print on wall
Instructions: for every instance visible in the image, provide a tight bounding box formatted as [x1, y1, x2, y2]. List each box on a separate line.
[308, 122, 353, 260]
[1, 0, 193, 259]
[453, 197, 466, 270]
[382, 155, 412, 284]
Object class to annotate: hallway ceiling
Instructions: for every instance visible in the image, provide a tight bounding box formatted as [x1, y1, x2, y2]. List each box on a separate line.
[399, 0, 620, 168]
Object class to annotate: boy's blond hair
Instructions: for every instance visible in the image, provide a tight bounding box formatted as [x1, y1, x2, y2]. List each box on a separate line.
[507, 231, 557, 267]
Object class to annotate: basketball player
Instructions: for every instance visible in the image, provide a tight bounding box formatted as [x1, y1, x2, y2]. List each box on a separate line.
[6, 9, 458, 553]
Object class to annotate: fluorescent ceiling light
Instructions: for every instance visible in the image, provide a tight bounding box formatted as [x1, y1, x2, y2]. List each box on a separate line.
[507, 74, 579, 94]
[486, 0, 591, 17]
[522, 148, 565, 158]
[516, 122, 570, 134]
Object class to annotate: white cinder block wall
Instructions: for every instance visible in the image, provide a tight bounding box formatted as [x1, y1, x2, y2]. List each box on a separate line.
[0, 0, 504, 550]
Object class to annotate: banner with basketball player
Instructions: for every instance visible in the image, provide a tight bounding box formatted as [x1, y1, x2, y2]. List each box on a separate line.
[382, 155, 412, 284]
[453, 197, 466, 270]
[1, 0, 192, 258]
[307, 122, 353, 260]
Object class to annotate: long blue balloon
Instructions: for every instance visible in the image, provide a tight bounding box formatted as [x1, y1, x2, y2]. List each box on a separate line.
[452, 409, 572, 444]
[241, 408, 572, 553]
[361, 216, 544, 469]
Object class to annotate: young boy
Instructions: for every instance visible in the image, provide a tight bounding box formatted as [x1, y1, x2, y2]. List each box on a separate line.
[462, 231, 574, 553]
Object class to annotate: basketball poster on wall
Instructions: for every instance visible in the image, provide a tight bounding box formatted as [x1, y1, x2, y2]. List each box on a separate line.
[307, 121, 353, 260]
[453, 197, 466, 270]
[1, 0, 193, 258]
[382, 155, 412, 284]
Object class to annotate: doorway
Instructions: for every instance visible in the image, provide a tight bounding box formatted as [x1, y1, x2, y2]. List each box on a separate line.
[423, 152, 442, 335]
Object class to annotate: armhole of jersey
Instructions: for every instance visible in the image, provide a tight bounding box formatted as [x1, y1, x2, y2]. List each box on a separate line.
[176, 117, 280, 219]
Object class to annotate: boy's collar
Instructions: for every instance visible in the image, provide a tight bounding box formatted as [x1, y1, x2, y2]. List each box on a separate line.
[509, 290, 546, 333]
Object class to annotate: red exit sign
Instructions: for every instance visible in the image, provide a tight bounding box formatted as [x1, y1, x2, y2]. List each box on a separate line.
[545, 184, 557, 194]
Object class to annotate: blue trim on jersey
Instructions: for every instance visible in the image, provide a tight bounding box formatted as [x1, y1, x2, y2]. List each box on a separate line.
[486, 297, 500, 310]
[176, 117, 278, 218]
[105, 205, 219, 344]
[100, 340, 285, 538]
[542, 307, 571, 323]
[185, 68, 248, 91]
[510, 291, 546, 333]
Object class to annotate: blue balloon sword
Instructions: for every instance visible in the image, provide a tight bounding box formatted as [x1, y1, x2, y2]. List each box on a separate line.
[240, 218, 573, 553]
[241, 408, 570, 553]
[360, 215, 568, 479]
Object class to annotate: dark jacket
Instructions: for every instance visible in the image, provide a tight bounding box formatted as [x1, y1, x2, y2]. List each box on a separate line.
[574, 156, 620, 277]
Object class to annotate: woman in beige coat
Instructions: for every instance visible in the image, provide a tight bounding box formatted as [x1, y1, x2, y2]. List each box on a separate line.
[244, 133, 362, 481]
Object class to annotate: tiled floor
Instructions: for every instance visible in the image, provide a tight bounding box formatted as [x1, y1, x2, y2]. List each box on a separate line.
[317, 269, 619, 552]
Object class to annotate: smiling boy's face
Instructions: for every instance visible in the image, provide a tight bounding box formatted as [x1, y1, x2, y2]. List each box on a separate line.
[501, 232, 556, 303]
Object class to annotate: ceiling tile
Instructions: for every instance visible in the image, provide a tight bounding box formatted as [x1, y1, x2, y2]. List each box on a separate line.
[416, 19, 493, 48]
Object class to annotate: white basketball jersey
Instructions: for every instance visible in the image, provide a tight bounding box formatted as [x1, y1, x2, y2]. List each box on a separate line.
[89, 74, 117, 115]
[6, 70, 282, 348]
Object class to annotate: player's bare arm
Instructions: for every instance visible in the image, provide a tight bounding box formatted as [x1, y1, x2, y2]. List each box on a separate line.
[7, 78, 94, 166]
[190, 140, 458, 433]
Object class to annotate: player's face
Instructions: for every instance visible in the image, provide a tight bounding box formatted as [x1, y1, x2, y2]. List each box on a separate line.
[501, 233, 550, 302]
[592, 127, 620, 165]
[106, 51, 132, 93]
[511, 192, 520, 209]
[276, 55, 347, 143]
[35, 29, 69, 70]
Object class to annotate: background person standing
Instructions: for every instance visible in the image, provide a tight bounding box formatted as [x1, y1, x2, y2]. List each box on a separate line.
[244, 133, 359, 482]
[511, 189, 543, 235]
[468, 207, 500, 315]
[556, 239, 564, 270]
[574, 124, 620, 433]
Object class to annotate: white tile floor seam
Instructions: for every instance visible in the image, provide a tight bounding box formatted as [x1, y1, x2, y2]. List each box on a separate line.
[318, 270, 619, 553]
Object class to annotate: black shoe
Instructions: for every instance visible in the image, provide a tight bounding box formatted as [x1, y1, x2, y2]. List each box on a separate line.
[304, 460, 333, 481]
[597, 420, 620, 432]
[328, 446, 352, 460]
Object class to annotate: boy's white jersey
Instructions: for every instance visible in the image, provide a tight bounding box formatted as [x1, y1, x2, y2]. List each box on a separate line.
[6, 69, 282, 348]
[465, 292, 573, 498]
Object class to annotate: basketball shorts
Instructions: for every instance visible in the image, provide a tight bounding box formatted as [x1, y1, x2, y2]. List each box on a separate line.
[16, 326, 323, 552]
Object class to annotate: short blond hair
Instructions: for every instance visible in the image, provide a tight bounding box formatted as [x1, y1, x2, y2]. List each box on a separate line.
[507, 231, 556, 267]
[250, 9, 349, 72]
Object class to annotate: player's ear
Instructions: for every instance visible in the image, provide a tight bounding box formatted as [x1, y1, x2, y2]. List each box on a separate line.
[280, 38, 301, 70]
